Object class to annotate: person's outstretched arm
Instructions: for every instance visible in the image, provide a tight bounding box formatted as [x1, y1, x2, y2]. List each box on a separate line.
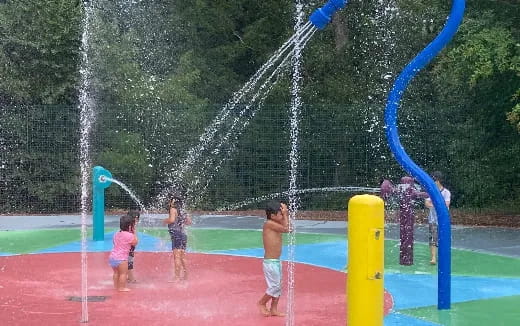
[281, 203, 291, 232]
[129, 224, 138, 245]
[131, 233, 138, 246]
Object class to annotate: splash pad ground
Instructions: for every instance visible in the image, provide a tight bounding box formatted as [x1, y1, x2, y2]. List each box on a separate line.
[1, 214, 520, 325]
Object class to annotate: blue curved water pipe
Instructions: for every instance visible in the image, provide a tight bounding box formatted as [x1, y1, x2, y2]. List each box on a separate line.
[384, 0, 465, 309]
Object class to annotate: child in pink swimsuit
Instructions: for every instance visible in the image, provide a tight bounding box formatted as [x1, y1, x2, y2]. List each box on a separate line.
[108, 215, 138, 292]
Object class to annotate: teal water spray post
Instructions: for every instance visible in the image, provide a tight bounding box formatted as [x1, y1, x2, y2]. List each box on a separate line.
[92, 166, 113, 241]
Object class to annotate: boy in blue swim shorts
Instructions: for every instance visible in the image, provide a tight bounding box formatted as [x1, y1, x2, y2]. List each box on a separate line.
[257, 200, 290, 317]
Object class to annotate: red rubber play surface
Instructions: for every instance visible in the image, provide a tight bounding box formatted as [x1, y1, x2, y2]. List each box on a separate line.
[0, 252, 393, 325]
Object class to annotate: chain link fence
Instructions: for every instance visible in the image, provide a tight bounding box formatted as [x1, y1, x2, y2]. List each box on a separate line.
[1, 103, 519, 215]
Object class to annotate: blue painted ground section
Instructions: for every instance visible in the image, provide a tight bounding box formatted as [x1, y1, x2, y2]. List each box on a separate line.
[384, 313, 441, 326]
[211, 240, 520, 326]
[385, 273, 520, 310]
[0, 252, 15, 256]
[212, 241, 520, 310]
[210, 241, 348, 271]
[35, 232, 170, 254]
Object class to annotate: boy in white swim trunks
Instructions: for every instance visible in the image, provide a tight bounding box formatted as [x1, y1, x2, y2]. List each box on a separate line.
[257, 200, 290, 317]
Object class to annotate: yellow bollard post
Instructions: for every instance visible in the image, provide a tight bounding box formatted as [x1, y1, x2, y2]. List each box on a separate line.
[347, 194, 384, 326]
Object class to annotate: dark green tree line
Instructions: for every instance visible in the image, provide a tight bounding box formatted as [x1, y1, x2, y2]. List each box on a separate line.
[0, 0, 518, 212]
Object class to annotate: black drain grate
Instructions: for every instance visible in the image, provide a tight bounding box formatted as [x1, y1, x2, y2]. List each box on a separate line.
[67, 296, 108, 302]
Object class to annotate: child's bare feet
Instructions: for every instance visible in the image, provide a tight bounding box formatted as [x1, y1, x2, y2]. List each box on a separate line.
[430, 260, 436, 265]
[257, 302, 270, 317]
[270, 310, 286, 317]
[128, 279, 137, 283]
[118, 288, 131, 292]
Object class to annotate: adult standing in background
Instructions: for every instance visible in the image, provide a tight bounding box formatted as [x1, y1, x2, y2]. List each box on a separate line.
[425, 171, 451, 265]
[380, 176, 428, 265]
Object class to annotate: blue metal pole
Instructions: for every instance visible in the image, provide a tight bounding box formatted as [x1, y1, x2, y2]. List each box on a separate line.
[92, 166, 112, 241]
[384, 0, 465, 309]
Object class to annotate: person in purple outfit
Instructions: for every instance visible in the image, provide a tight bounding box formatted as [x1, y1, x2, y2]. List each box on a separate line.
[380, 176, 427, 265]
[396, 176, 428, 265]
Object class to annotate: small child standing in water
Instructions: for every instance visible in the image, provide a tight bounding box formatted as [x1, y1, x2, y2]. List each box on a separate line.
[127, 210, 140, 283]
[108, 215, 138, 292]
[257, 200, 290, 317]
[163, 194, 192, 282]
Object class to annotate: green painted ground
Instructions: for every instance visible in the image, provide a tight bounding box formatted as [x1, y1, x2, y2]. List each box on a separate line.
[0, 229, 90, 254]
[400, 295, 520, 326]
[385, 241, 520, 278]
[144, 228, 345, 251]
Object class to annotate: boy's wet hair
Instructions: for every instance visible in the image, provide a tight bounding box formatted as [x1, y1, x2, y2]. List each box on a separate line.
[265, 200, 281, 220]
[119, 215, 134, 232]
[432, 171, 444, 183]
[127, 210, 140, 220]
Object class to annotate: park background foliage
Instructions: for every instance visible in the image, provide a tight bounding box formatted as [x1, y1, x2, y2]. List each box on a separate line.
[0, 0, 518, 215]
